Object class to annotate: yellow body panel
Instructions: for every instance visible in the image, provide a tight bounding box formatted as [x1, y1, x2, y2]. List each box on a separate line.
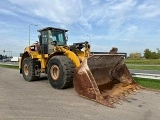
[60, 47, 81, 67]
[20, 46, 83, 72]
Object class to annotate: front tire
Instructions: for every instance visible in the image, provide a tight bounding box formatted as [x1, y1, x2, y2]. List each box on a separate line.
[22, 57, 39, 81]
[47, 56, 75, 89]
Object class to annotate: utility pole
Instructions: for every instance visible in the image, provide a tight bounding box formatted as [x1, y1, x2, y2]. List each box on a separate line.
[29, 24, 38, 46]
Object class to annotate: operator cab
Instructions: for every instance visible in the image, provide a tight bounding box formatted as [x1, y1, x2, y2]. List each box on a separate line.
[38, 27, 68, 54]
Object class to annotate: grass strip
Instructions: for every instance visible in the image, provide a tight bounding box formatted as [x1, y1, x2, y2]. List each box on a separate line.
[0, 64, 19, 69]
[134, 77, 160, 90]
[127, 65, 160, 71]
[125, 59, 160, 65]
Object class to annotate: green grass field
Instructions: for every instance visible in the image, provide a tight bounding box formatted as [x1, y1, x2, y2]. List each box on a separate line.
[0, 64, 19, 69]
[134, 77, 160, 90]
[125, 58, 160, 71]
[126, 65, 160, 71]
[125, 58, 160, 89]
[125, 59, 160, 65]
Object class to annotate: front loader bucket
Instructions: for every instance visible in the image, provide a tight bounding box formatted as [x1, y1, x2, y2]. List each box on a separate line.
[73, 55, 141, 108]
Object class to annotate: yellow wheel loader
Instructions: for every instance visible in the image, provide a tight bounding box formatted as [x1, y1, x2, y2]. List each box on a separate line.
[19, 27, 141, 108]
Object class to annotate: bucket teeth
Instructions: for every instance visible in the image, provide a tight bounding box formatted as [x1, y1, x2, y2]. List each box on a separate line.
[99, 85, 141, 107]
[118, 94, 125, 100]
[99, 99, 115, 108]
[128, 89, 134, 94]
[136, 86, 141, 90]
[100, 84, 141, 107]
[116, 101, 122, 105]
[122, 97, 128, 101]
[109, 104, 116, 108]
[123, 91, 129, 96]
[112, 98, 122, 104]
[132, 89, 137, 92]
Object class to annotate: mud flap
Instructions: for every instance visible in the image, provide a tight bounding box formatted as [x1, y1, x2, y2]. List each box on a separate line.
[73, 55, 141, 108]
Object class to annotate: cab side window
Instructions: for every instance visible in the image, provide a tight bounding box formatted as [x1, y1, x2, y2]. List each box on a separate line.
[41, 31, 48, 44]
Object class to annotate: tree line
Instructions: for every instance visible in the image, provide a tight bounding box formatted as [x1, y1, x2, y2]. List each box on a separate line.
[0, 55, 8, 60]
[129, 48, 160, 59]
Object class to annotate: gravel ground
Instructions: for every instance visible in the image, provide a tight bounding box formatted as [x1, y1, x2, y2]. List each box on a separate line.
[0, 67, 160, 120]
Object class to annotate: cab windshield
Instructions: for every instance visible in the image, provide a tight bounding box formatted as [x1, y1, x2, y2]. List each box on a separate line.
[50, 30, 66, 46]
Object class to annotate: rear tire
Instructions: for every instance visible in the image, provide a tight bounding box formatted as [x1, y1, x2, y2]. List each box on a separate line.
[22, 57, 39, 82]
[47, 56, 75, 89]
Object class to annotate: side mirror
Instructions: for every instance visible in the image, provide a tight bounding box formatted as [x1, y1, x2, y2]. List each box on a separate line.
[51, 41, 57, 46]
[65, 34, 68, 41]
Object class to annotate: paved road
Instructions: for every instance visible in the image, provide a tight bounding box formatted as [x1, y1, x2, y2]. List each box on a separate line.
[0, 67, 160, 120]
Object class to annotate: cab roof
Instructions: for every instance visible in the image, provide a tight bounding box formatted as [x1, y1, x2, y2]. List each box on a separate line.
[38, 27, 68, 32]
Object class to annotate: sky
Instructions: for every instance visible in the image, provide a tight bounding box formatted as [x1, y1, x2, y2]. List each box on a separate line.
[0, 0, 160, 57]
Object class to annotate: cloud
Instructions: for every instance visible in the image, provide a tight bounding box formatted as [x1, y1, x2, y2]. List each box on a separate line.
[0, 8, 19, 16]
[137, 1, 160, 18]
[6, 0, 160, 28]
[8, 0, 80, 24]
[7, 0, 138, 31]
[1, 0, 160, 56]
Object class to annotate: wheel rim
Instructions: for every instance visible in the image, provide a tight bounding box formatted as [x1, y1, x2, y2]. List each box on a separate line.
[24, 64, 29, 75]
[50, 65, 60, 80]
